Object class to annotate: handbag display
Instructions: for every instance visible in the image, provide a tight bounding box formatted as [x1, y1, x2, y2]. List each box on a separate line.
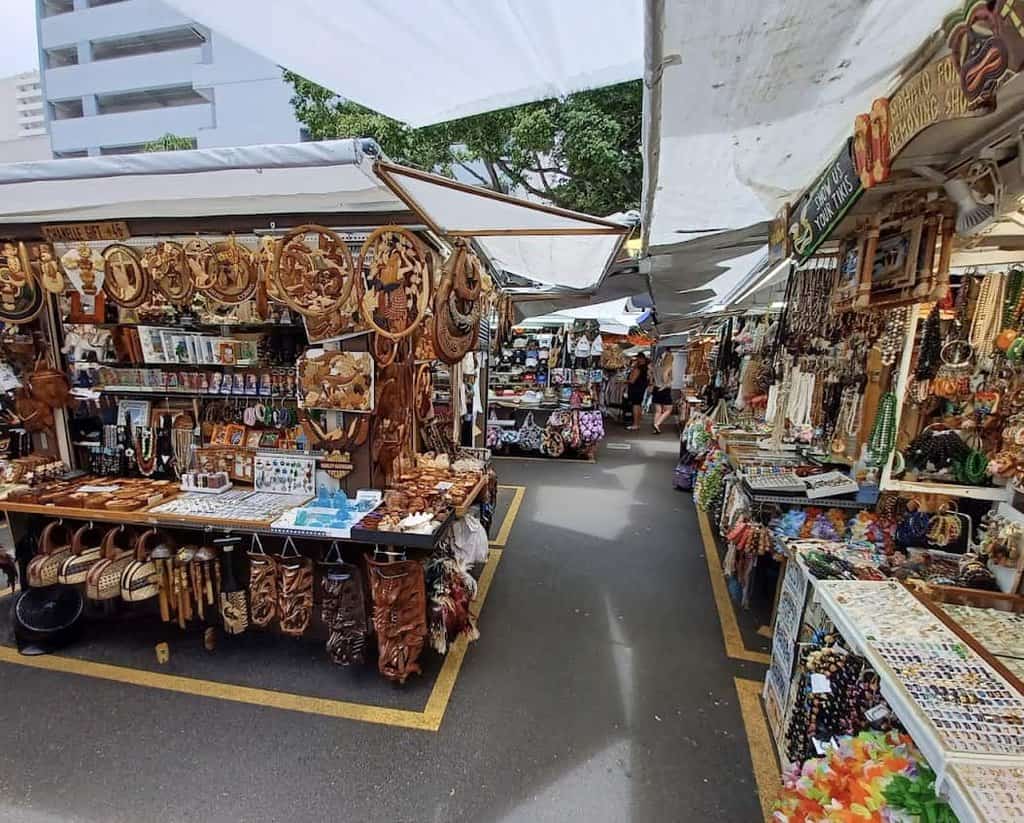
[86, 526, 137, 601]
[27, 520, 73, 588]
[120, 528, 163, 603]
[57, 522, 107, 585]
[247, 534, 277, 628]
[517, 412, 543, 452]
[368, 556, 428, 683]
[277, 537, 313, 637]
[320, 542, 369, 666]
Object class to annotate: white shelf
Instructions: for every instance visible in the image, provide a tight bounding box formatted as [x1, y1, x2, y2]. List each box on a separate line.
[880, 479, 1009, 502]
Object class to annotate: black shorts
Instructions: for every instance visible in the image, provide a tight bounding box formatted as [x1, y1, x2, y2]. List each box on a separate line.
[652, 387, 673, 406]
[627, 386, 646, 404]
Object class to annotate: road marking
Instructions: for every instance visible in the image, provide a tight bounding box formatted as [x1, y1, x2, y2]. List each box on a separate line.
[697, 509, 771, 665]
[735, 677, 779, 822]
[490, 484, 525, 547]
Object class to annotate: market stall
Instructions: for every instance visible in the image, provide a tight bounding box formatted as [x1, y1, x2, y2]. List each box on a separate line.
[676, 9, 1024, 819]
[0, 140, 624, 685]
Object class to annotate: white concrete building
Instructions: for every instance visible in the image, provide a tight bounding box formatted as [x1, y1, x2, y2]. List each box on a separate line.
[37, 0, 304, 157]
[0, 70, 51, 163]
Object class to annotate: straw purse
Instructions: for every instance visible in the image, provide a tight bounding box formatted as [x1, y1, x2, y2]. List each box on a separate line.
[57, 523, 107, 585]
[27, 520, 73, 587]
[120, 528, 163, 603]
[277, 537, 313, 637]
[86, 525, 136, 601]
[247, 534, 278, 628]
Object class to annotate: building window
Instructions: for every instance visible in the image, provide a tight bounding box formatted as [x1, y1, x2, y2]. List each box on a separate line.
[88, 0, 127, 6]
[100, 144, 148, 155]
[90, 27, 206, 61]
[96, 85, 206, 115]
[40, 0, 74, 17]
[50, 99, 85, 120]
[45, 47, 79, 69]
[54, 150, 88, 159]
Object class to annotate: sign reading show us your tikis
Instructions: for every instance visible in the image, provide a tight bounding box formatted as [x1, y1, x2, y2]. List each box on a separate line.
[788, 139, 862, 263]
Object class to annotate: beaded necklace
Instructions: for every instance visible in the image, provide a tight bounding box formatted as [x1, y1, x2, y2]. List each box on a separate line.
[867, 392, 897, 466]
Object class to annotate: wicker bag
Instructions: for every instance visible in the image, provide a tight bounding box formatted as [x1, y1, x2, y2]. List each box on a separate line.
[57, 523, 106, 585]
[120, 528, 163, 603]
[27, 520, 73, 587]
[86, 526, 136, 601]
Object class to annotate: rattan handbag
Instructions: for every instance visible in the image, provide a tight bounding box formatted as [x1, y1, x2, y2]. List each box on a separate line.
[277, 537, 313, 637]
[27, 520, 73, 587]
[86, 525, 136, 601]
[120, 528, 163, 603]
[57, 523, 106, 585]
[247, 533, 277, 628]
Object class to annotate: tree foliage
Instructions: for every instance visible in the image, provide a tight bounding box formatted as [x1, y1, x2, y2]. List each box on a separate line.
[284, 71, 641, 216]
[143, 133, 197, 152]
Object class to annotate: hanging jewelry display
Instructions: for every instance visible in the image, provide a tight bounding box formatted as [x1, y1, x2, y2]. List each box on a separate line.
[143, 241, 194, 305]
[271, 225, 354, 317]
[866, 391, 897, 465]
[0, 242, 44, 324]
[357, 226, 431, 340]
[878, 306, 909, 366]
[135, 426, 157, 476]
[101, 243, 150, 308]
[203, 236, 256, 304]
[914, 304, 942, 381]
[968, 271, 1006, 358]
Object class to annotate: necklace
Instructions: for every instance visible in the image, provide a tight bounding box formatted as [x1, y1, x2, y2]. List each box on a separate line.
[970, 272, 1006, 357]
[136, 426, 157, 476]
[867, 392, 897, 466]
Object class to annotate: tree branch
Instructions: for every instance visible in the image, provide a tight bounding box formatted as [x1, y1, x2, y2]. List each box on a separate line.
[495, 157, 558, 202]
[483, 160, 505, 193]
[454, 160, 489, 187]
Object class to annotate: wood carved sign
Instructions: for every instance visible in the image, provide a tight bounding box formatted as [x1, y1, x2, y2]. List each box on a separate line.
[944, 0, 1017, 110]
[41, 222, 130, 244]
[787, 139, 862, 263]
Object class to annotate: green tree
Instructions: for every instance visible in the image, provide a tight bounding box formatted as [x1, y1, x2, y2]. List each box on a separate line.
[284, 71, 641, 216]
[143, 133, 197, 152]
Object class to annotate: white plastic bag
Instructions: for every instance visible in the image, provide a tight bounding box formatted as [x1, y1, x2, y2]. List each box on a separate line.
[452, 514, 489, 568]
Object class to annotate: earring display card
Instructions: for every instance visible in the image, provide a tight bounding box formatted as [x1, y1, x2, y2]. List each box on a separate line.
[254, 452, 316, 496]
[940, 604, 1024, 660]
[945, 761, 1024, 823]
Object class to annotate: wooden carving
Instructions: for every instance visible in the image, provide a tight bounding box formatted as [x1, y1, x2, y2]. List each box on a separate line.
[271, 225, 354, 317]
[945, 1, 1010, 110]
[204, 237, 256, 304]
[143, 242, 194, 305]
[0, 243, 43, 324]
[102, 244, 150, 308]
[358, 226, 431, 341]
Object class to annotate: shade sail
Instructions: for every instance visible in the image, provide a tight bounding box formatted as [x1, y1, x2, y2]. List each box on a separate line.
[377, 163, 628, 290]
[162, 0, 644, 127]
[643, 0, 948, 252]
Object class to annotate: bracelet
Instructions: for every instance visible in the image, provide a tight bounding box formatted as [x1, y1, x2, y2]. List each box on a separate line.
[940, 339, 973, 368]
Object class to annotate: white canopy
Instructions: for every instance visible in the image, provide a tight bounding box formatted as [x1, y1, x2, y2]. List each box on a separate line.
[162, 0, 644, 127]
[377, 163, 627, 290]
[0, 140, 623, 290]
[643, 0, 949, 252]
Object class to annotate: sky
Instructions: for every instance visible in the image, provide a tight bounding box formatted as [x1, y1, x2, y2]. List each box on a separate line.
[0, 2, 40, 76]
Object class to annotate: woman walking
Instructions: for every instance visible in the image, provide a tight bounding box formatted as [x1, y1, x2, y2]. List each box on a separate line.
[651, 351, 675, 434]
[625, 353, 649, 431]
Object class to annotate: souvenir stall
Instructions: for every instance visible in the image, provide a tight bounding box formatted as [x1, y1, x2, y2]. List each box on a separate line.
[698, 11, 1024, 820]
[486, 319, 606, 459]
[0, 143, 626, 684]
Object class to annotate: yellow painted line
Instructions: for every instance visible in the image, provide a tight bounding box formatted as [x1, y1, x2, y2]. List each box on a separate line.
[734, 677, 780, 822]
[697, 509, 770, 665]
[490, 484, 525, 548]
[0, 535, 508, 732]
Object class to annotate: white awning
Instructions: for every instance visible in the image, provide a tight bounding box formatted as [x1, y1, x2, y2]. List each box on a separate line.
[643, 0, 948, 252]
[162, 0, 644, 127]
[0, 140, 623, 291]
[0, 140, 401, 222]
[377, 163, 628, 290]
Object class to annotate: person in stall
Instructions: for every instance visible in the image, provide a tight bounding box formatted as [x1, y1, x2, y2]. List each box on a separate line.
[651, 351, 675, 434]
[625, 353, 649, 431]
